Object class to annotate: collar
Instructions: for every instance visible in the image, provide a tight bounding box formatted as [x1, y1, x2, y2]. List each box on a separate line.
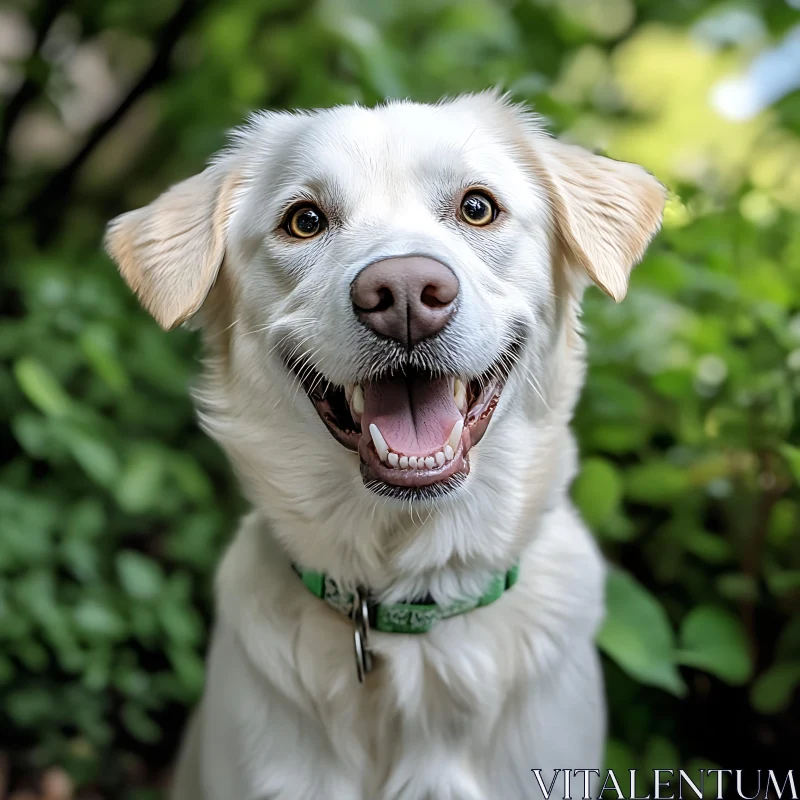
[292, 563, 520, 635]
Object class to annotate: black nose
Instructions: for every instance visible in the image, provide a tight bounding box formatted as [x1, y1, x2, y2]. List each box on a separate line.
[350, 257, 459, 348]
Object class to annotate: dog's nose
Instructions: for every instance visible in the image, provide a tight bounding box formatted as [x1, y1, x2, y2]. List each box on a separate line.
[351, 257, 459, 347]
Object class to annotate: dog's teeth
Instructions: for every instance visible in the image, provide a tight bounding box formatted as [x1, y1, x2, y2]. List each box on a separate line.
[351, 384, 364, 415]
[369, 424, 389, 462]
[444, 444, 454, 461]
[424, 456, 436, 469]
[435, 451, 445, 466]
[388, 452, 399, 468]
[408, 456, 418, 469]
[345, 384, 354, 403]
[453, 378, 467, 412]
[399, 456, 409, 469]
[448, 419, 464, 451]
[416, 459, 425, 469]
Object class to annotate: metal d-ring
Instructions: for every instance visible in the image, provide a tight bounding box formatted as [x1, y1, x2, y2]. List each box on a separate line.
[352, 588, 373, 683]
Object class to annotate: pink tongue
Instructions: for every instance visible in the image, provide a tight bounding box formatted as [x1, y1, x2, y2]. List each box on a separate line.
[362, 375, 462, 456]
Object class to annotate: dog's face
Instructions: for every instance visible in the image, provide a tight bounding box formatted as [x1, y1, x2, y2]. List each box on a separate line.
[106, 94, 664, 507]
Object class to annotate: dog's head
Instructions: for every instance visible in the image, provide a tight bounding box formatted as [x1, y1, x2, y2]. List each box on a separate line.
[106, 93, 664, 510]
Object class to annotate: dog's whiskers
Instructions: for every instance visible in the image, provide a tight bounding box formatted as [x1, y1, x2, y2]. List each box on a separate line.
[291, 347, 325, 407]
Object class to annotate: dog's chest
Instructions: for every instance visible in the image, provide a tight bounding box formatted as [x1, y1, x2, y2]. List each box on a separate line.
[285, 599, 538, 799]
[302, 653, 504, 798]
[210, 506, 605, 800]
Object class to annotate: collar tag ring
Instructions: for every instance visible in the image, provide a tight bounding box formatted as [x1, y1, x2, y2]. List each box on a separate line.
[352, 588, 373, 683]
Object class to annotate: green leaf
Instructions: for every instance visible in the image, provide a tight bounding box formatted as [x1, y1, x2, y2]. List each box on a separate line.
[116, 551, 164, 601]
[685, 531, 732, 564]
[6, 687, 53, 725]
[168, 453, 214, 503]
[715, 573, 758, 602]
[765, 569, 800, 597]
[167, 645, 205, 698]
[64, 498, 106, 540]
[115, 447, 166, 513]
[625, 461, 689, 506]
[573, 457, 623, 529]
[121, 702, 161, 744]
[768, 499, 797, 546]
[157, 592, 203, 647]
[73, 600, 126, 640]
[597, 567, 686, 696]
[780, 444, 800, 484]
[11, 412, 54, 457]
[677, 605, 753, 685]
[79, 323, 130, 392]
[13, 358, 72, 417]
[750, 661, 800, 714]
[61, 538, 100, 581]
[83, 650, 111, 691]
[59, 423, 120, 487]
[17, 640, 48, 672]
[114, 664, 151, 699]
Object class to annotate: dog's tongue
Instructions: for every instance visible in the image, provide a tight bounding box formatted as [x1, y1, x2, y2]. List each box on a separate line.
[362, 375, 462, 456]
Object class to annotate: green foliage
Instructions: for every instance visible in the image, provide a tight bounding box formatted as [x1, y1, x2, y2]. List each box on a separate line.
[598, 568, 686, 696]
[677, 606, 752, 685]
[0, 251, 236, 790]
[1, 0, 799, 795]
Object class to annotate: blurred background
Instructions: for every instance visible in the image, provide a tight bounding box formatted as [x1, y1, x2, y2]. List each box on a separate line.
[0, 0, 799, 797]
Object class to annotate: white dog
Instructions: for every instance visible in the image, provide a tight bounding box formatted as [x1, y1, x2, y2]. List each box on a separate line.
[105, 92, 664, 800]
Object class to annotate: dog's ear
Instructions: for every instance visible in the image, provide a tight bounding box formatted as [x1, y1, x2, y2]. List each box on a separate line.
[104, 166, 242, 330]
[539, 139, 666, 301]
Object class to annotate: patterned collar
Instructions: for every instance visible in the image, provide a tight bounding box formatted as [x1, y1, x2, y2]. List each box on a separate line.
[292, 563, 520, 635]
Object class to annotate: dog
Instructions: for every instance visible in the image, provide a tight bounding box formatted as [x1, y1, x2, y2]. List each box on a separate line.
[105, 91, 665, 800]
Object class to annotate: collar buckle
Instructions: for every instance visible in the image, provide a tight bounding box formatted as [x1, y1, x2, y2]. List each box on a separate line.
[352, 588, 373, 683]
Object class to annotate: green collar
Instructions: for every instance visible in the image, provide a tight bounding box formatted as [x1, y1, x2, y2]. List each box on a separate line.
[292, 563, 520, 635]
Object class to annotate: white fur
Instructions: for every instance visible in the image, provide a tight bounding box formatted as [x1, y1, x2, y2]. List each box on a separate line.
[107, 92, 665, 800]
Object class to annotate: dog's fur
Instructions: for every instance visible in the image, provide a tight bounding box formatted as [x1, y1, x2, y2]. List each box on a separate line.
[105, 92, 665, 800]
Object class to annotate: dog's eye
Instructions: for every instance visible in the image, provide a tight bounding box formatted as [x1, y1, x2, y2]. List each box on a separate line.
[460, 191, 497, 227]
[284, 204, 327, 239]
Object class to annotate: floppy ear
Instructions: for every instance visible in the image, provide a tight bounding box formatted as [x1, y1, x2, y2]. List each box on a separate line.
[104, 166, 242, 330]
[539, 139, 666, 301]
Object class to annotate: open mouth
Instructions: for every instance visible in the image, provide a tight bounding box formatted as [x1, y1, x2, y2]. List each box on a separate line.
[286, 340, 522, 499]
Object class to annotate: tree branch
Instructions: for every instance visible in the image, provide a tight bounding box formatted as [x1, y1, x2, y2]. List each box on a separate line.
[26, 0, 204, 243]
[0, 0, 69, 189]
[739, 449, 788, 667]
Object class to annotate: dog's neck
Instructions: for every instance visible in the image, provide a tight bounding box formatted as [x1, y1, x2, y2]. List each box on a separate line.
[196, 296, 585, 604]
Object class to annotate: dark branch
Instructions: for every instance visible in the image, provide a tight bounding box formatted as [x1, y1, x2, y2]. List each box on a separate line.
[0, 0, 69, 189]
[26, 0, 204, 243]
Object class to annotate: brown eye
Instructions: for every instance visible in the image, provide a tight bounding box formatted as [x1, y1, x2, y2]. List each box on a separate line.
[284, 204, 326, 239]
[460, 191, 497, 226]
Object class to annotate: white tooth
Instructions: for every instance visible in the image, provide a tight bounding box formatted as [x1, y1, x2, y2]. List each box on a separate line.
[345, 384, 354, 403]
[369, 423, 389, 462]
[408, 456, 418, 469]
[351, 384, 364, 415]
[444, 444, 454, 461]
[416, 459, 425, 469]
[399, 456, 409, 469]
[453, 378, 467, 412]
[448, 419, 464, 451]
[425, 456, 436, 469]
[388, 452, 399, 467]
[435, 451, 445, 466]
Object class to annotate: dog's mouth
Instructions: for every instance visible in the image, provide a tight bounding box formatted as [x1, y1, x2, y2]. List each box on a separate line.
[286, 339, 523, 499]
